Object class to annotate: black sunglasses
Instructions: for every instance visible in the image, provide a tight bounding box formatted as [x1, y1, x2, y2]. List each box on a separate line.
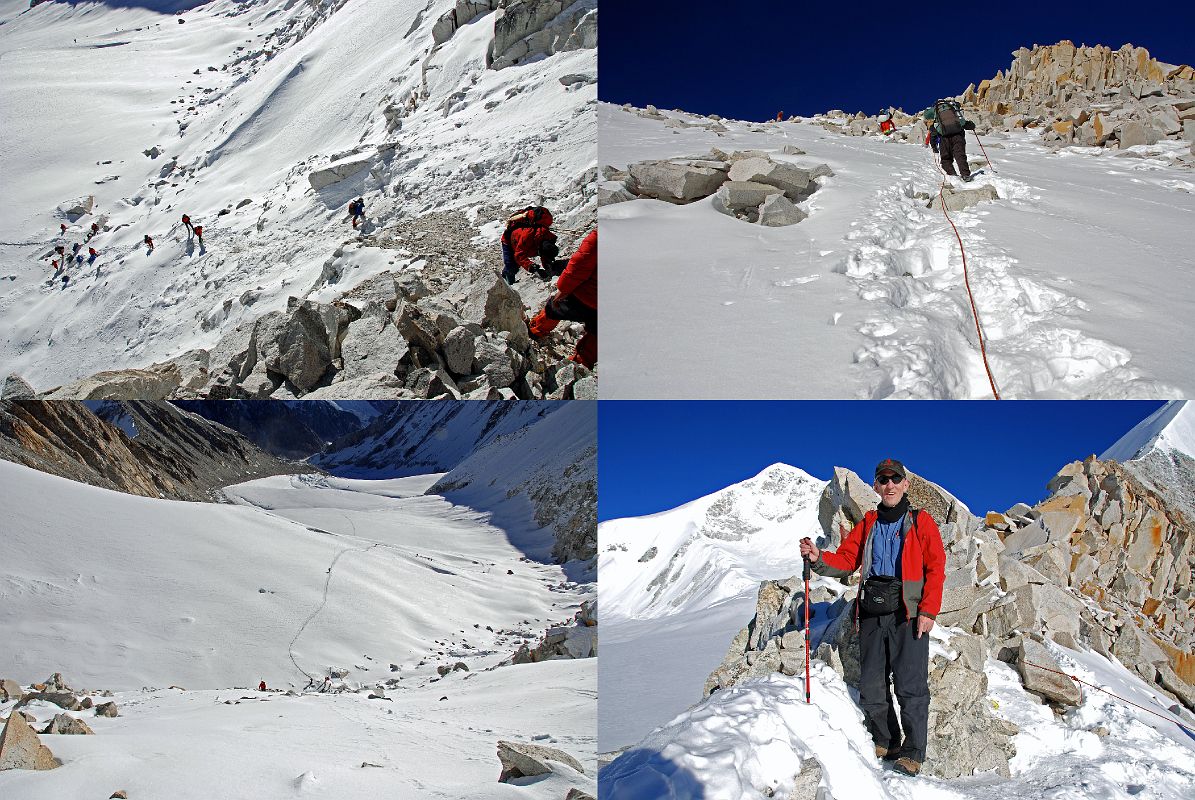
[876, 475, 903, 485]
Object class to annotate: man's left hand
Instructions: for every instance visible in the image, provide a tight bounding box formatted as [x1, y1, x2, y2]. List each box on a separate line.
[915, 615, 934, 639]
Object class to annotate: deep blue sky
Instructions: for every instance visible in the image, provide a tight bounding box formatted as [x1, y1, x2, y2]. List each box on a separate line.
[598, 401, 1164, 522]
[598, 3, 1195, 121]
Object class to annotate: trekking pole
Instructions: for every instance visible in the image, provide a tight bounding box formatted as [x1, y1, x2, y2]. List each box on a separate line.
[803, 554, 812, 704]
[970, 129, 996, 174]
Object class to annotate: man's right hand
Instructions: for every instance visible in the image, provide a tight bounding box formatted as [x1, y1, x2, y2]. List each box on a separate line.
[799, 537, 820, 562]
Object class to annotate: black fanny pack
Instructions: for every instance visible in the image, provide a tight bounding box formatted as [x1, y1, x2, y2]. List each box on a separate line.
[861, 575, 903, 616]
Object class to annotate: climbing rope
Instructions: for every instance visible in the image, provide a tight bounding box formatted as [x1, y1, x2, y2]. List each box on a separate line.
[1021, 660, 1195, 736]
[927, 143, 1001, 399]
[970, 130, 996, 174]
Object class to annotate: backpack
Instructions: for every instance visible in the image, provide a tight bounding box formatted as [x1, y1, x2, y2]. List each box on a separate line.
[505, 205, 552, 233]
[934, 99, 964, 136]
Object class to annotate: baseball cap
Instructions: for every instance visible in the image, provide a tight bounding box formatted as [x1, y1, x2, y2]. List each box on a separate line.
[874, 459, 906, 479]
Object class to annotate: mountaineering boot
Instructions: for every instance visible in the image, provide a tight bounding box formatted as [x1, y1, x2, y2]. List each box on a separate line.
[961, 174, 974, 183]
[875, 745, 900, 761]
[893, 756, 922, 776]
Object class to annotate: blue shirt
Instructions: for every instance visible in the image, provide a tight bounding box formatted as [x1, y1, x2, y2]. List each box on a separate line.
[869, 515, 905, 578]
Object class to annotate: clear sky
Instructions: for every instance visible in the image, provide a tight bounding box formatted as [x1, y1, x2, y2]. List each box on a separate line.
[598, 401, 1164, 522]
[597, 3, 1195, 121]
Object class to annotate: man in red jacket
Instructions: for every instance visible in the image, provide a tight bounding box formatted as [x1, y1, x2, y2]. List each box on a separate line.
[799, 458, 945, 777]
[501, 206, 556, 285]
[529, 229, 596, 368]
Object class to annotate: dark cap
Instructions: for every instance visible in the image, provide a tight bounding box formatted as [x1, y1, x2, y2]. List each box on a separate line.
[874, 459, 906, 479]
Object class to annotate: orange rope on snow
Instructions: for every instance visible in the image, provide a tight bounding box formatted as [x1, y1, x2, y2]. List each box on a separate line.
[929, 145, 1001, 399]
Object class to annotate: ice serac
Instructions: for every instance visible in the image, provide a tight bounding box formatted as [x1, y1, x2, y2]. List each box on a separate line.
[599, 463, 827, 621]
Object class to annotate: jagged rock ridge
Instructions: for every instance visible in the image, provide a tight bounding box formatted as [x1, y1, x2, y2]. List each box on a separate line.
[0, 400, 307, 501]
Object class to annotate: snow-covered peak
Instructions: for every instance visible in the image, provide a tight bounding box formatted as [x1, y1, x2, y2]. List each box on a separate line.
[600, 463, 826, 622]
[1101, 401, 1195, 462]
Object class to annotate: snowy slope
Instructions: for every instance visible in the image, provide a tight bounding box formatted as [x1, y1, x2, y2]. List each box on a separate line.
[599, 463, 825, 622]
[1102, 400, 1195, 461]
[0, 0, 596, 389]
[601, 645, 1195, 799]
[314, 400, 563, 477]
[1, 458, 596, 797]
[0, 460, 590, 689]
[599, 103, 1195, 399]
[429, 400, 597, 567]
[1, 660, 594, 800]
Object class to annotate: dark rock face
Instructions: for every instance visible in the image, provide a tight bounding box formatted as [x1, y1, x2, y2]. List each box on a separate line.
[171, 400, 368, 459]
[0, 400, 307, 500]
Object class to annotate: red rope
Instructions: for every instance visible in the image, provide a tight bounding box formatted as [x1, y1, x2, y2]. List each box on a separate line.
[1022, 660, 1195, 735]
[970, 129, 996, 174]
[929, 147, 1001, 399]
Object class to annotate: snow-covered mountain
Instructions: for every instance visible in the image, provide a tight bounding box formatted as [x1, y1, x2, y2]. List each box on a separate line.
[171, 398, 372, 458]
[0, 0, 597, 399]
[313, 399, 562, 476]
[0, 398, 306, 499]
[599, 463, 825, 622]
[429, 400, 596, 566]
[1102, 400, 1195, 461]
[599, 95, 1194, 399]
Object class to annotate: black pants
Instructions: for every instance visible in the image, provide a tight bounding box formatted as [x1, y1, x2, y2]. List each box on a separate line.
[858, 611, 929, 761]
[939, 132, 969, 178]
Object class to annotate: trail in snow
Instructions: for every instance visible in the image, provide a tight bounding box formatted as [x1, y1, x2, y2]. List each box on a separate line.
[287, 539, 380, 683]
[600, 104, 1194, 399]
[840, 146, 1143, 399]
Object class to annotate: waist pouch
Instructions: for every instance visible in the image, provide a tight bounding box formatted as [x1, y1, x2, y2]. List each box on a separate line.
[861, 575, 903, 616]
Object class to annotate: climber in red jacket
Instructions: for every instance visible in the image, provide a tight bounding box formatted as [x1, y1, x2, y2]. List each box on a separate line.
[529, 229, 597, 368]
[799, 458, 944, 777]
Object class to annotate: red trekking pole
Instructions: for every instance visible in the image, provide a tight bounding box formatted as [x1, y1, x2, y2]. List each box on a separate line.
[803, 554, 812, 703]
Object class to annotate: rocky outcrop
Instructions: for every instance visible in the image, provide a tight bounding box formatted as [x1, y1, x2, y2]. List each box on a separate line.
[488, 0, 597, 71]
[929, 184, 1000, 212]
[0, 712, 61, 771]
[42, 714, 95, 736]
[0, 401, 306, 501]
[508, 600, 597, 663]
[308, 156, 371, 191]
[962, 42, 1195, 154]
[20, 203, 597, 401]
[497, 739, 585, 781]
[607, 147, 832, 227]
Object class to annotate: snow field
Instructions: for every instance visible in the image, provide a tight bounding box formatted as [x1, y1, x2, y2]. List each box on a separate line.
[1, 461, 590, 691]
[0, 659, 595, 800]
[0, 0, 596, 388]
[599, 104, 1195, 398]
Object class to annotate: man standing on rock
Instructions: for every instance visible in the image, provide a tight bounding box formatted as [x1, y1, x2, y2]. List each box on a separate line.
[799, 458, 945, 777]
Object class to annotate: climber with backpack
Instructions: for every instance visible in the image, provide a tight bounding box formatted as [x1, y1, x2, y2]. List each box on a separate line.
[144, 234, 154, 252]
[193, 225, 204, 246]
[348, 198, 365, 229]
[87, 247, 98, 265]
[799, 459, 945, 778]
[500, 205, 557, 284]
[878, 111, 896, 135]
[529, 229, 597, 368]
[182, 214, 194, 236]
[925, 99, 976, 180]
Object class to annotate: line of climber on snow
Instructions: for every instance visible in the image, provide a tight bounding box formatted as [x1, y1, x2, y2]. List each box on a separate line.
[48, 223, 105, 289]
[500, 205, 597, 369]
